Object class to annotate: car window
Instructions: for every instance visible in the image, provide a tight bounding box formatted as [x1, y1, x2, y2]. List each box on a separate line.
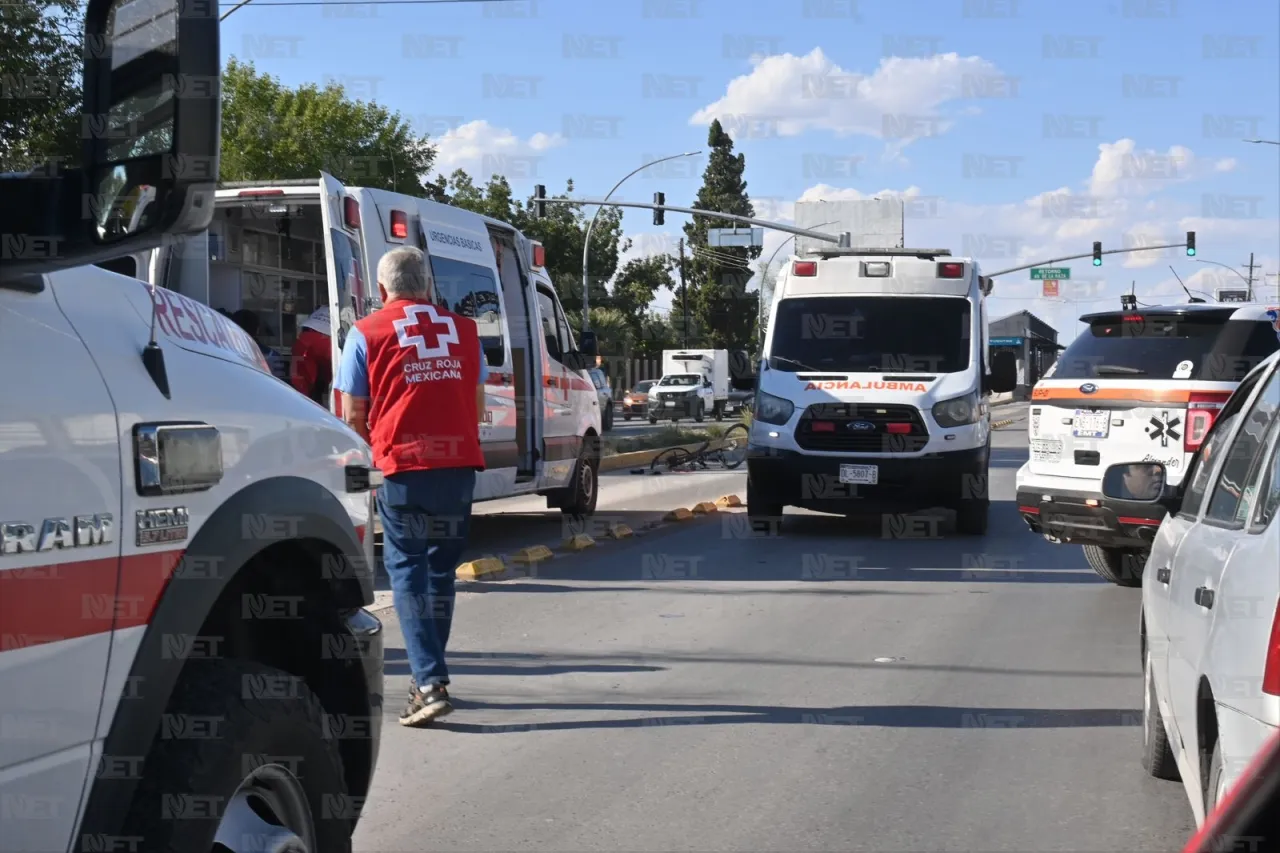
[1253, 427, 1280, 529]
[1050, 311, 1235, 381]
[1204, 368, 1280, 526]
[429, 253, 505, 367]
[536, 287, 566, 362]
[1180, 412, 1240, 519]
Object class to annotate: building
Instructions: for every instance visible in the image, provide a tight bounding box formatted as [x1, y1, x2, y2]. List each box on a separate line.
[989, 310, 1062, 401]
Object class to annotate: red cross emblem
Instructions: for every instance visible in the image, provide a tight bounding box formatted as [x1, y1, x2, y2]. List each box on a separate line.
[394, 303, 458, 359]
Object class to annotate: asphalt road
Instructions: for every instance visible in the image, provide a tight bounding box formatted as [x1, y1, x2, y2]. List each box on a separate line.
[354, 402, 1197, 852]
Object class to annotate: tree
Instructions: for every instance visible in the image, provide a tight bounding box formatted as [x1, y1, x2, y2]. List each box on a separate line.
[682, 119, 761, 349]
[220, 59, 434, 194]
[0, 1, 82, 172]
[611, 253, 675, 343]
[586, 307, 634, 358]
[634, 312, 681, 359]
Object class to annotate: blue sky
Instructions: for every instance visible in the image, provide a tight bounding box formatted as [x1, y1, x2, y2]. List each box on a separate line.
[219, 0, 1280, 342]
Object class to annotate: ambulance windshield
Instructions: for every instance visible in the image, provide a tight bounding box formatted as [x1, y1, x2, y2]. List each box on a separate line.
[769, 296, 971, 374]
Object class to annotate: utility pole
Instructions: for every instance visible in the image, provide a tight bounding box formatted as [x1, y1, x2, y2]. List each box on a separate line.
[678, 238, 689, 348]
[1243, 252, 1260, 299]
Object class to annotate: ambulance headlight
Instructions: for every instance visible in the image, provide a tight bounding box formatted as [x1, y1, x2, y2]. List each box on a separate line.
[754, 390, 795, 425]
[932, 391, 980, 427]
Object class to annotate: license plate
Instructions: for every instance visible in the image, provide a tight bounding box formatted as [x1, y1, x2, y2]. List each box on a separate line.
[838, 464, 878, 485]
[664, 401, 676, 407]
[1072, 410, 1110, 439]
[1031, 438, 1063, 462]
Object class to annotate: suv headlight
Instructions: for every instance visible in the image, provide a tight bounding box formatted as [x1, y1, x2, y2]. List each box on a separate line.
[754, 390, 795, 425]
[932, 391, 981, 427]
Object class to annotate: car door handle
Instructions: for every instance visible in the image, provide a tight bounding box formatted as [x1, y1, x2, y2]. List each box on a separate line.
[1156, 567, 1171, 584]
[1194, 586, 1215, 609]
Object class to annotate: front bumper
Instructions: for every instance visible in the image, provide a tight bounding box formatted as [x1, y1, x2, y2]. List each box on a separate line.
[651, 396, 699, 417]
[622, 399, 648, 414]
[747, 444, 989, 513]
[1015, 484, 1167, 549]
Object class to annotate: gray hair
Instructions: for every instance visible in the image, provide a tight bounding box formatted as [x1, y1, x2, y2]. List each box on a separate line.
[378, 246, 433, 298]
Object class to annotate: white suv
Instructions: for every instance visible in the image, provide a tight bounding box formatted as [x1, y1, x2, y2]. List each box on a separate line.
[1015, 303, 1280, 585]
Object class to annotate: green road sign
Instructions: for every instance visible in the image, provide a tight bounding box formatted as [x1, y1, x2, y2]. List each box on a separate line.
[1031, 267, 1071, 280]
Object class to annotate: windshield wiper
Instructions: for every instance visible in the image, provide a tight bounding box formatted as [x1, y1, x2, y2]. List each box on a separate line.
[772, 356, 823, 372]
[1094, 365, 1147, 376]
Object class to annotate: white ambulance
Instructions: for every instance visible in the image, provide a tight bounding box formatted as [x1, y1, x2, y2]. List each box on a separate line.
[1015, 303, 1280, 585]
[1, 3, 383, 851]
[127, 174, 603, 516]
[746, 248, 1018, 533]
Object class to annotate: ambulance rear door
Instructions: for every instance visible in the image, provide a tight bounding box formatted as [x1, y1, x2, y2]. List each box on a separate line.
[318, 172, 371, 417]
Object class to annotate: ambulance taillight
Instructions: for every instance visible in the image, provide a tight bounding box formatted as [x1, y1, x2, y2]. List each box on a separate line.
[390, 209, 408, 239]
[343, 197, 360, 230]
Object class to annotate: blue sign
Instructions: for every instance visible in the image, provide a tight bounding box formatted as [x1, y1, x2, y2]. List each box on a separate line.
[989, 336, 1023, 347]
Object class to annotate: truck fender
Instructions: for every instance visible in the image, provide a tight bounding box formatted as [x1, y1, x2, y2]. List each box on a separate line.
[77, 475, 369, 838]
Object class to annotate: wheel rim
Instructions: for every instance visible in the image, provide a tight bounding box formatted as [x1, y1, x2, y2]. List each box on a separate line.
[578, 455, 595, 505]
[212, 763, 315, 853]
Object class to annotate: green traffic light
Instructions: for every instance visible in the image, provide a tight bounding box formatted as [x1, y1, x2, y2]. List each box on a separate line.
[1093, 258, 1102, 266]
[1187, 248, 1196, 256]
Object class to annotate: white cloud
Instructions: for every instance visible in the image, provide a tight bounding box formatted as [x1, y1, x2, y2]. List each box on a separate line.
[689, 48, 1001, 152]
[430, 119, 564, 179]
[1214, 157, 1239, 173]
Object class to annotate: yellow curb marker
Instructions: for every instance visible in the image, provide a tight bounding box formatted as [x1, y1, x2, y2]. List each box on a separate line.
[511, 544, 554, 564]
[692, 501, 718, 514]
[456, 557, 506, 580]
[993, 418, 1015, 429]
[562, 534, 596, 551]
[715, 494, 743, 507]
[606, 523, 634, 539]
[664, 507, 694, 521]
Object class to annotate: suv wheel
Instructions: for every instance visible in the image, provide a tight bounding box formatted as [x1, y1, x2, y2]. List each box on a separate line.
[559, 437, 599, 520]
[693, 401, 705, 423]
[1141, 646, 1180, 780]
[119, 660, 351, 852]
[1083, 545, 1146, 587]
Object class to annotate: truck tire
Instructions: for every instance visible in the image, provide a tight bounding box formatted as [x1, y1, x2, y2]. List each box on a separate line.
[1083, 545, 1146, 587]
[747, 474, 783, 534]
[694, 400, 705, 423]
[954, 500, 989, 536]
[559, 437, 599, 520]
[648, 415, 658, 424]
[713, 401, 724, 421]
[120, 659, 352, 853]
[1142, 646, 1180, 780]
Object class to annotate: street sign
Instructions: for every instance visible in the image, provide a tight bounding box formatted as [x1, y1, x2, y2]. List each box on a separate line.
[990, 336, 1023, 346]
[1216, 288, 1250, 303]
[707, 227, 764, 248]
[1042, 279, 1059, 298]
[1030, 267, 1070, 280]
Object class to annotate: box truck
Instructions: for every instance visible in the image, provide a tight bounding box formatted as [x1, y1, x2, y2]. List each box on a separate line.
[648, 349, 730, 422]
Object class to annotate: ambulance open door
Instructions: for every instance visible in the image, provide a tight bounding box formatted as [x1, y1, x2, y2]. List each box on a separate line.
[318, 172, 371, 418]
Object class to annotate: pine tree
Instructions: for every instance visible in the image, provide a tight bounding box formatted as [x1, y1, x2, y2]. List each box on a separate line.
[681, 119, 761, 349]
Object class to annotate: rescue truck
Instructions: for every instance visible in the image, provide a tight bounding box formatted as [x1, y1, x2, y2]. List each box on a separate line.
[126, 174, 603, 517]
[746, 247, 1017, 534]
[0, 2, 383, 850]
[1015, 302, 1280, 586]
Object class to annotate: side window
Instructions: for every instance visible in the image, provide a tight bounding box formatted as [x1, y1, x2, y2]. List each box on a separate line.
[1253, 428, 1280, 530]
[536, 288, 566, 362]
[429, 254, 505, 367]
[1204, 368, 1280, 526]
[553, 298, 575, 355]
[1180, 413, 1239, 519]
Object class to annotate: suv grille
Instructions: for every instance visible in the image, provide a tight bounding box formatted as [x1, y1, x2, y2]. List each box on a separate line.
[795, 403, 930, 453]
[656, 390, 690, 402]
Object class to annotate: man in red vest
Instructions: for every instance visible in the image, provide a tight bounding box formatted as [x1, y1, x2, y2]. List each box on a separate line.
[291, 305, 333, 405]
[334, 246, 488, 727]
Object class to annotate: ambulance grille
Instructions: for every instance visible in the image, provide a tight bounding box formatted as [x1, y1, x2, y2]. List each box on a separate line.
[795, 403, 930, 453]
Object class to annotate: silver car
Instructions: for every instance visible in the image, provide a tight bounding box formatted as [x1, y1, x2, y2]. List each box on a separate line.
[1134, 348, 1280, 827]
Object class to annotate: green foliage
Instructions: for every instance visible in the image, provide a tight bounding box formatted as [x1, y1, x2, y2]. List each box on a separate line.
[586, 307, 633, 357]
[219, 59, 434, 195]
[0, 1, 83, 172]
[682, 119, 761, 350]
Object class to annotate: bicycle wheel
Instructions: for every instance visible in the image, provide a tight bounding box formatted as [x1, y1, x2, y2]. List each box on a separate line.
[650, 446, 696, 474]
[718, 423, 749, 469]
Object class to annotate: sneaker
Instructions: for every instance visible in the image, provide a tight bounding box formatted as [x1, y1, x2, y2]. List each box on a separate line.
[399, 683, 452, 727]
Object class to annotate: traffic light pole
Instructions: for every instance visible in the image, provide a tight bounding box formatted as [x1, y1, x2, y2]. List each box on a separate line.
[984, 241, 1191, 277]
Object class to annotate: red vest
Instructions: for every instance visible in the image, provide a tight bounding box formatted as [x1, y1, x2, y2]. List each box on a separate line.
[356, 297, 485, 476]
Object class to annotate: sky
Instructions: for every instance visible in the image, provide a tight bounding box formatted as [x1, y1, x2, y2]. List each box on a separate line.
[218, 0, 1280, 344]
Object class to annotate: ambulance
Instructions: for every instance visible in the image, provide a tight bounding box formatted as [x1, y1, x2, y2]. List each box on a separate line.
[128, 174, 603, 516]
[1015, 303, 1280, 586]
[0, 3, 384, 850]
[746, 248, 1018, 534]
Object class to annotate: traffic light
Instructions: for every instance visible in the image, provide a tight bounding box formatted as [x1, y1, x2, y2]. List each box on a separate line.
[1186, 230, 1196, 256]
[1092, 241, 1102, 266]
[653, 192, 665, 226]
[533, 184, 546, 218]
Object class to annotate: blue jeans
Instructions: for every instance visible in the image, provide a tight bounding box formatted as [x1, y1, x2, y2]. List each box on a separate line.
[378, 467, 476, 688]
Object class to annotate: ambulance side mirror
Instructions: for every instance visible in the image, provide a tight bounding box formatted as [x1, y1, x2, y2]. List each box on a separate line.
[990, 350, 1017, 394]
[0, 0, 220, 278]
[578, 330, 599, 357]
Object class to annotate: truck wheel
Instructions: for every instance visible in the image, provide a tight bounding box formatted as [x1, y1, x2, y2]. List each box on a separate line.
[624, 414, 632, 421]
[559, 437, 599, 520]
[119, 659, 352, 853]
[1083, 545, 1145, 587]
[694, 401, 705, 423]
[1142, 646, 1180, 780]
[747, 474, 783, 535]
[603, 408, 613, 432]
[955, 500, 989, 536]
[648, 415, 658, 425]
[714, 401, 724, 421]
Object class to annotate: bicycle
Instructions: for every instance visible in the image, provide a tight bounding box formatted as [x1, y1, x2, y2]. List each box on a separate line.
[649, 422, 748, 473]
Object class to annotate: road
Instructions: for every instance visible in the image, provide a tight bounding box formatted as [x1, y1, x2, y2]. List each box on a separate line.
[354, 402, 1197, 852]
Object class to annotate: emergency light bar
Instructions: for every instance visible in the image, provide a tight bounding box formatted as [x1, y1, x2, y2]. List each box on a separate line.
[237, 189, 285, 198]
[800, 247, 952, 259]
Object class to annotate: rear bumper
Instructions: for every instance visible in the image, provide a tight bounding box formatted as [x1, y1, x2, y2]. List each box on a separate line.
[1015, 485, 1167, 549]
[747, 445, 988, 513]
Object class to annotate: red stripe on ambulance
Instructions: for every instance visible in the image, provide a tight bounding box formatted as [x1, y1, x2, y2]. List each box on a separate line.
[0, 550, 183, 650]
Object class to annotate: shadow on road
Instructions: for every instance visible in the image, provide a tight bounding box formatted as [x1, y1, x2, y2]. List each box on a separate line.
[433, 698, 1140, 733]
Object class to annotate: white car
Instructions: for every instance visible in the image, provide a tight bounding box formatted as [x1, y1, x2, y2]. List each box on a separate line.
[1137, 349, 1280, 827]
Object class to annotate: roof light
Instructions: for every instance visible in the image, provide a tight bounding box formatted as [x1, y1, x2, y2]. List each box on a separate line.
[343, 196, 360, 230]
[793, 261, 817, 277]
[1123, 314, 1144, 322]
[238, 189, 285, 198]
[390, 209, 408, 239]
[863, 261, 891, 277]
[532, 242, 546, 268]
[937, 262, 965, 279]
